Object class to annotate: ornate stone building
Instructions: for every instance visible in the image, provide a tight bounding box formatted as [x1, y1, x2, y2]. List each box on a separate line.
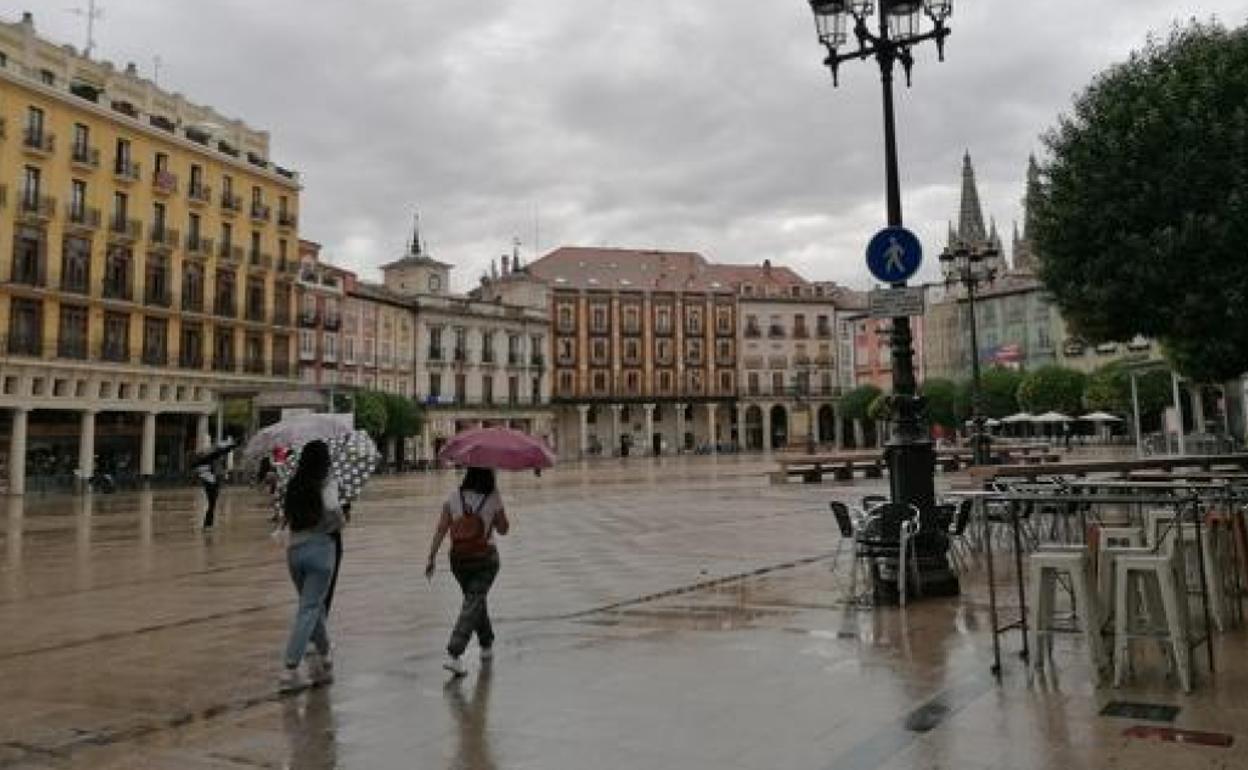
[0, 13, 300, 492]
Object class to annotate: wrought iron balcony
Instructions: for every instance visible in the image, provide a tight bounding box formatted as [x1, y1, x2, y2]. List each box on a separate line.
[145, 285, 172, 308]
[277, 210, 297, 229]
[248, 251, 273, 270]
[18, 193, 55, 222]
[152, 170, 178, 195]
[149, 227, 180, 252]
[220, 193, 242, 214]
[8, 255, 45, 286]
[22, 129, 54, 155]
[185, 235, 214, 259]
[250, 203, 271, 223]
[107, 217, 141, 243]
[70, 144, 100, 169]
[181, 291, 204, 313]
[218, 243, 244, 262]
[102, 276, 132, 301]
[113, 159, 141, 183]
[188, 183, 212, 206]
[65, 204, 101, 231]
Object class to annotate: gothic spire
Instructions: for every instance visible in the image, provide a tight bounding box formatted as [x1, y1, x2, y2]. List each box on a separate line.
[957, 151, 987, 245]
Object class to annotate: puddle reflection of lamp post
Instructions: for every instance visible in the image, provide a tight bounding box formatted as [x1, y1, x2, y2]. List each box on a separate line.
[939, 242, 998, 465]
[804, 0, 958, 597]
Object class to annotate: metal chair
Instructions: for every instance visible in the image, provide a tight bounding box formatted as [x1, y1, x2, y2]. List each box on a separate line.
[947, 498, 975, 574]
[829, 500, 870, 605]
[856, 502, 923, 606]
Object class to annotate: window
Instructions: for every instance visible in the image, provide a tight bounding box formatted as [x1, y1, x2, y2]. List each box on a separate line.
[591, 338, 608, 364]
[623, 305, 640, 333]
[323, 333, 338, 361]
[659, 370, 673, 393]
[530, 335, 543, 364]
[115, 138, 132, 174]
[72, 123, 89, 161]
[656, 307, 672, 334]
[481, 331, 495, 363]
[180, 323, 203, 368]
[624, 339, 640, 363]
[143, 317, 168, 365]
[719, 371, 733, 393]
[428, 274, 441, 292]
[145, 255, 169, 305]
[24, 106, 43, 142]
[154, 152, 169, 173]
[532, 377, 541, 404]
[591, 305, 608, 332]
[102, 312, 129, 361]
[557, 305, 574, 330]
[213, 327, 234, 369]
[299, 329, 316, 359]
[687, 338, 703, 365]
[748, 372, 760, 396]
[626, 371, 641, 394]
[69, 179, 87, 219]
[221, 221, 233, 248]
[772, 372, 784, 393]
[188, 213, 201, 246]
[455, 374, 467, 403]
[153, 201, 167, 236]
[716, 307, 733, 334]
[656, 338, 672, 364]
[39, 69, 54, 85]
[482, 375, 494, 405]
[557, 337, 575, 363]
[686, 307, 703, 335]
[190, 164, 203, 194]
[58, 305, 88, 359]
[182, 261, 203, 311]
[8, 298, 42, 355]
[364, 338, 376, 364]
[11, 225, 44, 286]
[103, 246, 132, 299]
[429, 372, 442, 399]
[61, 236, 91, 293]
[344, 335, 356, 364]
[558, 371, 574, 395]
[21, 165, 40, 205]
[250, 230, 261, 258]
[591, 371, 608, 395]
[793, 314, 808, 338]
[716, 339, 733, 363]
[222, 174, 233, 198]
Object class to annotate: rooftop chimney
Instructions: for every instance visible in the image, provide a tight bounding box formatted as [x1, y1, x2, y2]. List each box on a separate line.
[20, 11, 33, 28]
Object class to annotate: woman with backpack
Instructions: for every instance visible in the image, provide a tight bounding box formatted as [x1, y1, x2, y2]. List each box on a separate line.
[278, 440, 344, 692]
[425, 466, 510, 676]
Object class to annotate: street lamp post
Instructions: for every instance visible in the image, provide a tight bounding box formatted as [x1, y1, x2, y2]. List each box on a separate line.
[806, 0, 957, 598]
[939, 242, 998, 465]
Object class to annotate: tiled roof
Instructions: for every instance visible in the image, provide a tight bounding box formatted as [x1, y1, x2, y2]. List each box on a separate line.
[528, 246, 821, 294]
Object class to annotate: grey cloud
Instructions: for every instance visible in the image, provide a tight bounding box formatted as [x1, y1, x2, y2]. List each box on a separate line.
[27, 0, 1248, 290]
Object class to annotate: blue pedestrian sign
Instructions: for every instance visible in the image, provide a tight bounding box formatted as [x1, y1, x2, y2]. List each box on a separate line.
[865, 226, 923, 284]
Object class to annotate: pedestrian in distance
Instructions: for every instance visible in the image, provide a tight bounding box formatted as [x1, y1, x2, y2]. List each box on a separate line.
[192, 437, 235, 531]
[277, 440, 344, 693]
[425, 466, 510, 677]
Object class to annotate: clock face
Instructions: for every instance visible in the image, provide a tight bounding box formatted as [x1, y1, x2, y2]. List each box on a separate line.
[428, 274, 441, 292]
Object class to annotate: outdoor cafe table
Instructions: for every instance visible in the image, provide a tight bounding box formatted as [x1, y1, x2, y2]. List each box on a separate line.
[946, 489, 1214, 681]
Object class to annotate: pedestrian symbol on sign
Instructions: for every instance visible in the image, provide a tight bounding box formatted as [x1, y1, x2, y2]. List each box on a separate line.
[865, 227, 923, 284]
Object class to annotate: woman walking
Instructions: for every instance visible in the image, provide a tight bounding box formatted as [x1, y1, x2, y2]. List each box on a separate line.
[278, 440, 344, 692]
[426, 466, 510, 676]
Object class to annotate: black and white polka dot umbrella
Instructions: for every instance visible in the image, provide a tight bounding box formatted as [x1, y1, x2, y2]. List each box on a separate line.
[272, 430, 381, 515]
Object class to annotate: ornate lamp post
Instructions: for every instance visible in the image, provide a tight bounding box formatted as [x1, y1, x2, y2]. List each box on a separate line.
[805, 1, 957, 597]
[939, 242, 998, 465]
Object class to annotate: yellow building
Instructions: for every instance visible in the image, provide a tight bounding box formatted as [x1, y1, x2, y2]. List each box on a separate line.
[0, 13, 300, 492]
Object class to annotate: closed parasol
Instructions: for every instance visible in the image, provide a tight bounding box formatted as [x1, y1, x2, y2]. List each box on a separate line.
[437, 427, 555, 471]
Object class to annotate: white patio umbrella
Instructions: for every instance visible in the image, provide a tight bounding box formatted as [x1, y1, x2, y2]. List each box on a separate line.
[1000, 412, 1034, 423]
[1079, 411, 1124, 422]
[1032, 411, 1074, 423]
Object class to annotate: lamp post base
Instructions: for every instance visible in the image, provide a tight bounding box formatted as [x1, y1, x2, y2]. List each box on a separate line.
[880, 435, 961, 602]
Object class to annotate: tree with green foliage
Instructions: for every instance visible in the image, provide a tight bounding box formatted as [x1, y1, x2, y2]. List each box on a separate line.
[1083, 362, 1171, 422]
[382, 394, 422, 440]
[841, 385, 883, 420]
[1017, 365, 1087, 415]
[920, 378, 964, 429]
[978, 367, 1024, 418]
[866, 393, 891, 422]
[352, 390, 388, 438]
[1032, 22, 1248, 383]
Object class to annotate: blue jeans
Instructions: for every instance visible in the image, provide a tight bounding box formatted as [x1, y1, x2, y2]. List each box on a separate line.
[284, 534, 334, 668]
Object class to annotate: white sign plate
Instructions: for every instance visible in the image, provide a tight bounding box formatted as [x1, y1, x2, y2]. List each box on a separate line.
[868, 287, 925, 318]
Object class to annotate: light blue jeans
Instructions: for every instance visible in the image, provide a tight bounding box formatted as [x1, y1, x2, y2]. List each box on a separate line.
[284, 534, 334, 668]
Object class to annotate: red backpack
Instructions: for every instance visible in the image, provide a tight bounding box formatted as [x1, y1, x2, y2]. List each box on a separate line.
[449, 491, 492, 557]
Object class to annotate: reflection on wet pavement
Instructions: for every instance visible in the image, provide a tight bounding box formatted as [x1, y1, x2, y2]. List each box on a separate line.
[0, 455, 1246, 769]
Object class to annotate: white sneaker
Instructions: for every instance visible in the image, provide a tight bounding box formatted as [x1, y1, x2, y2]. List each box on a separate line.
[278, 667, 308, 693]
[442, 655, 467, 677]
[480, 646, 494, 662]
[307, 650, 334, 684]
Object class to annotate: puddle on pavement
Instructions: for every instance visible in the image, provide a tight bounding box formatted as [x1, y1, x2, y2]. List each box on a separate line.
[582, 603, 794, 631]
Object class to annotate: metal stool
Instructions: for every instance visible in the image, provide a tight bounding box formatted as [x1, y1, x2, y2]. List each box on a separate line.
[1028, 548, 1108, 680]
[1112, 529, 1192, 692]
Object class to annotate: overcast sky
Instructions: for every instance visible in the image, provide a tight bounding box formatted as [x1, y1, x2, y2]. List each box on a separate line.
[18, 1, 1248, 291]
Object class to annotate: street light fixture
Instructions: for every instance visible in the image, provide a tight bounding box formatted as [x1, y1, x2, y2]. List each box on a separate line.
[939, 242, 998, 465]
[805, 0, 957, 599]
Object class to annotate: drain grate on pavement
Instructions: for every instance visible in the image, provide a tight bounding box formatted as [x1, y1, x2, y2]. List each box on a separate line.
[1100, 701, 1180, 722]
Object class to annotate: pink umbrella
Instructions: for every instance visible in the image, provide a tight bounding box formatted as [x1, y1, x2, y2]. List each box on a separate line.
[437, 427, 556, 471]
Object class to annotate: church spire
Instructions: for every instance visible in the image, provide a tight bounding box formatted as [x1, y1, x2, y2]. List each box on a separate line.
[957, 151, 987, 245]
[1013, 154, 1042, 274]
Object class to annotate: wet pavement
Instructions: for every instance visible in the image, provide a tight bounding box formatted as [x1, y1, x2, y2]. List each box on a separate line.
[2, 455, 1247, 769]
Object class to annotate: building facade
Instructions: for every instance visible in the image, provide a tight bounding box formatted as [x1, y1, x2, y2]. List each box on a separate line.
[0, 13, 300, 492]
[384, 235, 552, 462]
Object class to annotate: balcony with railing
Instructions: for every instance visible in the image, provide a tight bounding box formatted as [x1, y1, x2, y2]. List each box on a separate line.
[107, 216, 141, 243]
[816, 322, 833, 338]
[277, 256, 299, 276]
[102, 274, 132, 302]
[188, 182, 212, 206]
[768, 324, 786, 339]
[277, 210, 297, 230]
[179, 349, 203, 369]
[214, 294, 237, 318]
[299, 307, 319, 326]
[145, 282, 172, 308]
[65, 204, 101, 231]
[185, 235, 214, 259]
[248, 251, 273, 271]
[181, 288, 204, 314]
[7, 329, 42, 356]
[530, 353, 545, 368]
[22, 129, 54, 156]
[152, 170, 178, 196]
[70, 144, 100, 170]
[220, 193, 242, 215]
[141, 346, 167, 366]
[454, 348, 470, 364]
[149, 226, 180, 253]
[9, 252, 45, 287]
[18, 193, 55, 222]
[100, 337, 128, 363]
[793, 324, 810, 339]
[218, 243, 243, 263]
[323, 312, 341, 330]
[58, 335, 88, 360]
[113, 159, 141, 184]
[249, 203, 271, 223]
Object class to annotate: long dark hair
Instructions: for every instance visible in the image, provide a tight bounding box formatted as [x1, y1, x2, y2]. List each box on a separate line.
[284, 440, 331, 531]
[460, 466, 496, 496]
